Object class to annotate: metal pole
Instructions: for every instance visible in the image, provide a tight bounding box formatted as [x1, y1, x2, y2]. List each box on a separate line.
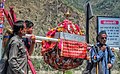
[24, 34, 59, 42]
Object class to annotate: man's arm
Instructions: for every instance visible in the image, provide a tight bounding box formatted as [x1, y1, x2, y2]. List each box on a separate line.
[91, 47, 104, 62]
[107, 48, 115, 68]
[28, 42, 35, 55]
[28, 35, 35, 56]
[109, 48, 115, 64]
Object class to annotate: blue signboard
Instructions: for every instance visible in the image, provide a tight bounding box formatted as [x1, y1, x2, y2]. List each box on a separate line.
[97, 16, 120, 47]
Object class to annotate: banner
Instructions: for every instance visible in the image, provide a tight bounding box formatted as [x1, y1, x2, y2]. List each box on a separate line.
[0, 2, 4, 59]
[60, 39, 87, 59]
[97, 16, 120, 47]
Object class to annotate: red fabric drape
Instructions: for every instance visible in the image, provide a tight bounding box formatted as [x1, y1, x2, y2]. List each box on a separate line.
[3, 9, 13, 28]
[9, 6, 17, 23]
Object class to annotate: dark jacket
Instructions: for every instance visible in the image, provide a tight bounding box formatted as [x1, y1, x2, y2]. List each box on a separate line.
[7, 35, 27, 74]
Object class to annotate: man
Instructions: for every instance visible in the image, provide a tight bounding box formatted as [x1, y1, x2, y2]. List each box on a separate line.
[91, 31, 115, 74]
[7, 20, 27, 74]
[82, 46, 93, 74]
[23, 20, 35, 56]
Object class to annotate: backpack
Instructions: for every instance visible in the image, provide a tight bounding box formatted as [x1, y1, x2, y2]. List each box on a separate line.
[0, 50, 8, 74]
[0, 39, 14, 74]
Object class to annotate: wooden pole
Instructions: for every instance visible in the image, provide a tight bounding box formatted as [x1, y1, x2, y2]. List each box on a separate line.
[96, 62, 98, 74]
[63, 70, 65, 74]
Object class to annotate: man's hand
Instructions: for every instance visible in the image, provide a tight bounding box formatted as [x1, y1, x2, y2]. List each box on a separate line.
[30, 35, 36, 43]
[107, 63, 112, 69]
[111, 48, 115, 52]
[86, 56, 90, 60]
[94, 55, 97, 60]
[100, 45, 106, 51]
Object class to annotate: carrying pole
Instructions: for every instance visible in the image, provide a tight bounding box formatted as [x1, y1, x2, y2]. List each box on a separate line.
[24, 34, 59, 42]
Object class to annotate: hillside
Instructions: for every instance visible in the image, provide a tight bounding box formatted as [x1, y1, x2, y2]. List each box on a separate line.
[63, 0, 120, 16]
[5, 0, 85, 36]
[5, 0, 120, 43]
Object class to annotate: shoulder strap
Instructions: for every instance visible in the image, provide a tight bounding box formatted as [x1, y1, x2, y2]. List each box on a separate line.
[106, 46, 111, 73]
[92, 44, 99, 54]
[106, 46, 110, 62]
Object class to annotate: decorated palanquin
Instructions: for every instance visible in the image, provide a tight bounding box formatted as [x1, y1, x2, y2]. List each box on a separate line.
[41, 19, 87, 70]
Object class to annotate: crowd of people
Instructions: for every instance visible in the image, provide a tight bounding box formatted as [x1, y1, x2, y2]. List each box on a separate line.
[0, 19, 116, 74]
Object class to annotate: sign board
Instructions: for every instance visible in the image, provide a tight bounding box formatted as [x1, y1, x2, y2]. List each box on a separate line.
[97, 16, 120, 47]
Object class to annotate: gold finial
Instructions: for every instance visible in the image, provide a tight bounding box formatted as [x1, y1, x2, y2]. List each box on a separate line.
[64, 9, 71, 19]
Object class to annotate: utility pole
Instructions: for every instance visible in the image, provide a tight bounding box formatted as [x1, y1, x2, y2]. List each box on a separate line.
[85, 2, 93, 43]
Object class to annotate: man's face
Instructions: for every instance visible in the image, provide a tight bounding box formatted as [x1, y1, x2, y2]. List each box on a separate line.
[20, 23, 26, 36]
[99, 34, 107, 44]
[26, 27, 33, 34]
[22, 27, 26, 36]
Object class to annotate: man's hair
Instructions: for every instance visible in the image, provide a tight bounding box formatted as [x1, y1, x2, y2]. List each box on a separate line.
[25, 20, 34, 28]
[98, 30, 107, 36]
[96, 30, 107, 42]
[13, 20, 25, 34]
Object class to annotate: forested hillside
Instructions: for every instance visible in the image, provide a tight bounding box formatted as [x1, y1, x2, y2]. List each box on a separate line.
[63, 0, 120, 16]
